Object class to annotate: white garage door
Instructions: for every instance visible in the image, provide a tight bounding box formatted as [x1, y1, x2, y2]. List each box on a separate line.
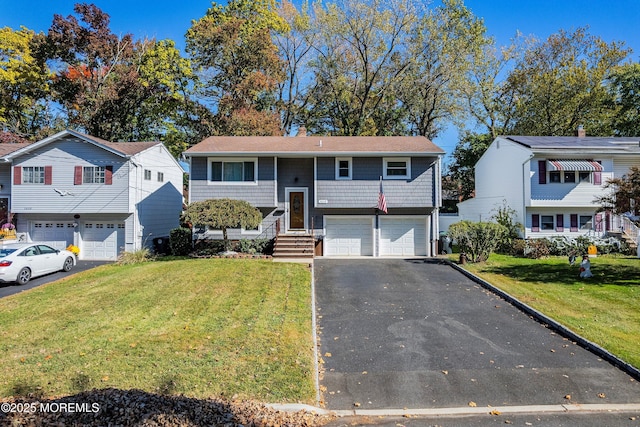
[325, 217, 374, 256]
[30, 221, 75, 250]
[81, 222, 125, 260]
[380, 217, 428, 256]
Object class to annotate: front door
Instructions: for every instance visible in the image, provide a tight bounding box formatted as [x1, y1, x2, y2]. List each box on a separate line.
[289, 191, 305, 229]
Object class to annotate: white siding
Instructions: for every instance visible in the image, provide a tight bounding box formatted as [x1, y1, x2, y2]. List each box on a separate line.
[131, 145, 183, 248]
[457, 137, 531, 228]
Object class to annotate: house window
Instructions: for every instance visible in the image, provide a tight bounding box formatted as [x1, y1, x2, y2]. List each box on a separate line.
[541, 215, 554, 230]
[579, 171, 591, 182]
[144, 169, 152, 180]
[383, 157, 410, 179]
[209, 158, 257, 183]
[335, 157, 352, 180]
[563, 171, 576, 183]
[83, 166, 105, 184]
[549, 171, 561, 183]
[157, 172, 164, 182]
[579, 215, 593, 230]
[22, 166, 45, 184]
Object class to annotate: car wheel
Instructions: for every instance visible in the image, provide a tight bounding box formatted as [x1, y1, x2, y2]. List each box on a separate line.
[63, 256, 74, 272]
[17, 267, 31, 285]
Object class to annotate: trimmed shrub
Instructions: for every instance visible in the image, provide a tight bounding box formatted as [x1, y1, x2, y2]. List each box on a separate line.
[448, 220, 507, 263]
[238, 238, 272, 255]
[169, 227, 193, 256]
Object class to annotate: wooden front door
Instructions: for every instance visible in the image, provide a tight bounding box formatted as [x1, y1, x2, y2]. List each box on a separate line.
[289, 191, 305, 229]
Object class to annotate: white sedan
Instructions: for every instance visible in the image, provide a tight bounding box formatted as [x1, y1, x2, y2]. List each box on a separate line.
[0, 243, 76, 285]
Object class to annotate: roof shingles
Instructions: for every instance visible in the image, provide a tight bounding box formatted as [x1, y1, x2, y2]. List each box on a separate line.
[185, 135, 444, 155]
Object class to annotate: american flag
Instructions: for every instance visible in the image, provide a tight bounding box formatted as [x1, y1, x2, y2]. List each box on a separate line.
[377, 179, 388, 213]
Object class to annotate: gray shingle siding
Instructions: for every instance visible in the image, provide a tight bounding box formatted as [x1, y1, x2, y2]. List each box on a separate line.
[316, 156, 437, 208]
[189, 156, 276, 207]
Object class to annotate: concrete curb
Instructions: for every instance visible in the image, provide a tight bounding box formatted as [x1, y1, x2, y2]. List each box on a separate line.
[266, 402, 640, 418]
[444, 259, 640, 382]
[329, 403, 640, 417]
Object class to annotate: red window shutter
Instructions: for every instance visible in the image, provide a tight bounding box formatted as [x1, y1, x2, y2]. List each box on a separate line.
[44, 166, 52, 185]
[538, 160, 546, 184]
[532, 214, 540, 232]
[74, 166, 83, 185]
[593, 171, 602, 185]
[105, 166, 113, 185]
[556, 214, 564, 232]
[13, 166, 21, 185]
[570, 214, 578, 232]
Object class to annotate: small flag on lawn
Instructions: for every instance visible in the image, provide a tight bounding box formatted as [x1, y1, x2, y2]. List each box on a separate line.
[377, 177, 388, 213]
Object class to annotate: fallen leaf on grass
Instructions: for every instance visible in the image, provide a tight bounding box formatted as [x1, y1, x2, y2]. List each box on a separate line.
[44, 355, 52, 360]
[101, 376, 109, 382]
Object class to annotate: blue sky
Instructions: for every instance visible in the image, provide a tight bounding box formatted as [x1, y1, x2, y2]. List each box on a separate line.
[2, 0, 639, 157]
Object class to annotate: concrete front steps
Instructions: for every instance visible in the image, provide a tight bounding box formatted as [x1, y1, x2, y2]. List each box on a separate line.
[273, 234, 315, 259]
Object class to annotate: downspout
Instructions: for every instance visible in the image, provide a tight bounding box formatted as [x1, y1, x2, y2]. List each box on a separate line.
[522, 154, 534, 238]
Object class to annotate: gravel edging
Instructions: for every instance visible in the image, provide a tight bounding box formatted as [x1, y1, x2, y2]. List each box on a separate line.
[444, 259, 640, 382]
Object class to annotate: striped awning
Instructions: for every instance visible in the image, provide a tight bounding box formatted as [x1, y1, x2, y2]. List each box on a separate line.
[547, 159, 603, 172]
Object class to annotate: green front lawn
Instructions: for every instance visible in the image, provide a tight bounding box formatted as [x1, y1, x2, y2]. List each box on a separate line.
[457, 254, 640, 368]
[0, 259, 316, 402]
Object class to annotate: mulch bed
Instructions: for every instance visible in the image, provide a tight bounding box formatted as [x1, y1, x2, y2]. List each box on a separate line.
[1, 388, 333, 426]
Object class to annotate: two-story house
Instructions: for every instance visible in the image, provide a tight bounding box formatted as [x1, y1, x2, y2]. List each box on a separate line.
[455, 134, 640, 238]
[184, 133, 445, 257]
[2, 130, 184, 260]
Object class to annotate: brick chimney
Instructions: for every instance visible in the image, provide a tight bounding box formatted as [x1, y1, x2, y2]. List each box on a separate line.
[577, 125, 586, 138]
[297, 126, 307, 137]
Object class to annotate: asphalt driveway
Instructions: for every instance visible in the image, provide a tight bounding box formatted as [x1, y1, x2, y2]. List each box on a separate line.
[0, 260, 110, 299]
[314, 258, 640, 411]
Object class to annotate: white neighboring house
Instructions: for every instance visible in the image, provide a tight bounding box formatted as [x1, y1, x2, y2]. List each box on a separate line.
[3, 129, 184, 260]
[455, 135, 640, 239]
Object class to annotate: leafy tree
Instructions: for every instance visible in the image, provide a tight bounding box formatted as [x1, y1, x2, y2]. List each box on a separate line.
[448, 220, 507, 263]
[462, 43, 519, 138]
[505, 27, 630, 136]
[595, 167, 640, 226]
[445, 132, 492, 201]
[0, 26, 52, 139]
[42, 3, 194, 153]
[305, 0, 417, 136]
[274, 0, 316, 135]
[186, 0, 286, 136]
[182, 199, 262, 251]
[607, 62, 640, 137]
[401, 0, 489, 138]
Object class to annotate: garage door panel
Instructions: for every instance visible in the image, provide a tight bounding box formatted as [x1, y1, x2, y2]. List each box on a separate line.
[380, 217, 427, 257]
[30, 222, 74, 250]
[81, 222, 124, 260]
[325, 217, 373, 256]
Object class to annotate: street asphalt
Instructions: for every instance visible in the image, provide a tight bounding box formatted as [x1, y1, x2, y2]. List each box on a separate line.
[0, 260, 110, 299]
[314, 258, 640, 425]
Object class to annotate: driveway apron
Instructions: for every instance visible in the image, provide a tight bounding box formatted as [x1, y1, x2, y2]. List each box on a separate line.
[314, 258, 640, 410]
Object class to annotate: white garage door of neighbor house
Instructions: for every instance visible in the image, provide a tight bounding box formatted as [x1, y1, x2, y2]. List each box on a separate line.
[30, 222, 75, 250]
[81, 222, 125, 260]
[325, 217, 374, 256]
[380, 217, 428, 256]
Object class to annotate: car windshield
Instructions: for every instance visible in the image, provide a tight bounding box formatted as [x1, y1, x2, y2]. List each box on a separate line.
[0, 248, 17, 257]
